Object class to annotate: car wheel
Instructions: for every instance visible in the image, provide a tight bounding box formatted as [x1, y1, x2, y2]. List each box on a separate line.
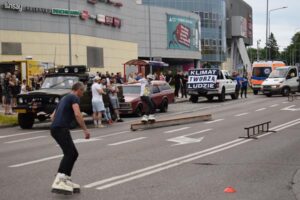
[160, 99, 168, 113]
[282, 87, 290, 97]
[207, 96, 214, 101]
[135, 104, 143, 117]
[266, 94, 272, 97]
[18, 113, 35, 129]
[190, 95, 198, 103]
[231, 93, 237, 100]
[218, 88, 226, 102]
[253, 90, 258, 95]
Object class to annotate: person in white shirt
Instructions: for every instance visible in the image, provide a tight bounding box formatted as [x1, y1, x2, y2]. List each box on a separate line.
[138, 74, 156, 122]
[20, 80, 28, 94]
[91, 76, 106, 128]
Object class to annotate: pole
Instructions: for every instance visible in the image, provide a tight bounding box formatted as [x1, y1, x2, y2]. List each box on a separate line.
[148, 3, 153, 74]
[68, 0, 72, 65]
[266, 0, 269, 60]
[257, 40, 261, 61]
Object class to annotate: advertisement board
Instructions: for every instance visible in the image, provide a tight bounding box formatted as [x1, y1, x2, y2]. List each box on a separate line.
[167, 14, 200, 51]
[187, 69, 219, 89]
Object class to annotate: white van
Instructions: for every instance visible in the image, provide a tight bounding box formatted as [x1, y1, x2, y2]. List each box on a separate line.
[261, 66, 300, 97]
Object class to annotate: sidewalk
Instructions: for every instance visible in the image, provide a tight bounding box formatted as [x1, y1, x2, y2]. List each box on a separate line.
[174, 97, 190, 104]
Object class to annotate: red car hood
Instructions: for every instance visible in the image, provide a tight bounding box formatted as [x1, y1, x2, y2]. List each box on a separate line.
[123, 94, 140, 102]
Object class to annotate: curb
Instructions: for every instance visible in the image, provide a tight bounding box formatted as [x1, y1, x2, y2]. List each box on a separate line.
[0, 124, 18, 128]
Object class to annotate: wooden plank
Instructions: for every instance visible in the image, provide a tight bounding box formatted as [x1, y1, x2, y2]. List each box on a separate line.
[130, 114, 212, 131]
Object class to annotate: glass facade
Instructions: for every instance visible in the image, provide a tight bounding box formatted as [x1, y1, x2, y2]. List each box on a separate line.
[143, 0, 226, 64]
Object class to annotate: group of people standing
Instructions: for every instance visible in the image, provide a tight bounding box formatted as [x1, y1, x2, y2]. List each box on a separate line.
[233, 72, 249, 98]
[91, 75, 123, 128]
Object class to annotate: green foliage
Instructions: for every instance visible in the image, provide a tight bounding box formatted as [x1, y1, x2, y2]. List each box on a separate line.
[0, 114, 18, 126]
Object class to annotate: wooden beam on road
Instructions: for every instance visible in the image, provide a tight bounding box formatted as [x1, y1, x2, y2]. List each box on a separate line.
[130, 114, 212, 131]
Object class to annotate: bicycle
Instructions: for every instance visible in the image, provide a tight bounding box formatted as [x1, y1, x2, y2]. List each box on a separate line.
[288, 92, 300, 102]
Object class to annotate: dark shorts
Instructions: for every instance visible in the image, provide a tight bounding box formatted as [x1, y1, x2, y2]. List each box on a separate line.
[4, 96, 11, 105]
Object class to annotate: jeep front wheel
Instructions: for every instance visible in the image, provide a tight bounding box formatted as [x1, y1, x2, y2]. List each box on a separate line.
[18, 113, 35, 129]
[190, 95, 199, 103]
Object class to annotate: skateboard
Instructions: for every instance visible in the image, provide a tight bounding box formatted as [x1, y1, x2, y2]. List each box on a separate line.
[141, 119, 156, 124]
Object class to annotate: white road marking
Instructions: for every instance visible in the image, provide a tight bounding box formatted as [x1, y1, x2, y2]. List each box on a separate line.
[255, 108, 266, 112]
[5, 136, 47, 144]
[205, 119, 224, 124]
[282, 102, 289, 104]
[108, 137, 147, 146]
[95, 131, 131, 139]
[270, 104, 279, 107]
[9, 155, 63, 168]
[0, 130, 46, 139]
[164, 127, 190, 134]
[73, 138, 101, 144]
[167, 129, 211, 146]
[234, 113, 249, 117]
[84, 119, 300, 190]
[84, 139, 243, 188]
[281, 105, 300, 112]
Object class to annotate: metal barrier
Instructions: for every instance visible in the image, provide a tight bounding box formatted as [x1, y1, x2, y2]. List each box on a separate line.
[241, 121, 276, 139]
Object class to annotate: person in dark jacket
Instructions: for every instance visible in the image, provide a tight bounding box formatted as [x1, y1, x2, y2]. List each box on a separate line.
[174, 71, 181, 98]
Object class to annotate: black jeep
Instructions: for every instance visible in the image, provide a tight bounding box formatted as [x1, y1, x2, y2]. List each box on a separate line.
[13, 65, 123, 129]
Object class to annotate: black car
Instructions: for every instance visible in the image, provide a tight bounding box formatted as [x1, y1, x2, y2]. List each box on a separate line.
[14, 65, 94, 129]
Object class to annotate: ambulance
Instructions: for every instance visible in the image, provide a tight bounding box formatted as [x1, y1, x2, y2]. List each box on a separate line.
[250, 61, 285, 95]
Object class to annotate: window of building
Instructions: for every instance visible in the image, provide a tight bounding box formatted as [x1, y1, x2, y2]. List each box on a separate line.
[1, 42, 22, 55]
[87, 46, 104, 68]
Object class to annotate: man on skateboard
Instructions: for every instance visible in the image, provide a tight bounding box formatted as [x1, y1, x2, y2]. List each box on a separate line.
[50, 82, 90, 195]
[138, 74, 156, 123]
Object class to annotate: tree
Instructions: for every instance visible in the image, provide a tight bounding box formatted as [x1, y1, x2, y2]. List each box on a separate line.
[280, 32, 300, 65]
[247, 47, 266, 63]
[267, 32, 280, 60]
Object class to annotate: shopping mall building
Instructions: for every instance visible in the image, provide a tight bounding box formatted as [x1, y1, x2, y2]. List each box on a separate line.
[0, 0, 252, 73]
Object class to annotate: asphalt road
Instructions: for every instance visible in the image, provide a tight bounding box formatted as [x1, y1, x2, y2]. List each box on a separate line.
[1, 94, 300, 200]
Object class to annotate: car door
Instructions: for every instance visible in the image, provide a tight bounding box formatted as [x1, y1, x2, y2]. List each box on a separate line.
[286, 68, 299, 91]
[223, 71, 235, 93]
[150, 85, 161, 108]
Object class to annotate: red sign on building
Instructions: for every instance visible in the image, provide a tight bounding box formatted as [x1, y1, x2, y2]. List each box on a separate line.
[113, 17, 121, 28]
[105, 16, 114, 25]
[87, 0, 97, 4]
[175, 24, 191, 47]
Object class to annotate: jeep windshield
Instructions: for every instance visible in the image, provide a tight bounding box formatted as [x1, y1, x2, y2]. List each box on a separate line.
[41, 76, 79, 89]
[268, 68, 289, 78]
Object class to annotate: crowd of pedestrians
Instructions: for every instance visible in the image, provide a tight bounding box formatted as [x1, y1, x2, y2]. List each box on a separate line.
[0, 72, 44, 115]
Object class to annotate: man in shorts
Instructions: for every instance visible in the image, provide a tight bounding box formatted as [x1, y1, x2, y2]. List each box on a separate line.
[50, 82, 90, 195]
[91, 76, 106, 128]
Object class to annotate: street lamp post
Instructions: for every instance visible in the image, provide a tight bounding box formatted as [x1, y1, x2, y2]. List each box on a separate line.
[148, 2, 153, 74]
[257, 39, 261, 61]
[265, 0, 269, 60]
[268, 6, 287, 60]
[68, 0, 72, 65]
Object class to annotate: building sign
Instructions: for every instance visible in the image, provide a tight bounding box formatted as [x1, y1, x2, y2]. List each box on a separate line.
[88, 0, 123, 7]
[2, 2, 22, 12]
[96, 14, 106, 23]
[247, 14, 253, 39]
[1, 2, 122, 28]
[80, 10, 90, 20]
[51, 8, 81, 16]
[187, 69, 218, 89]
[167, 14, 200, 51]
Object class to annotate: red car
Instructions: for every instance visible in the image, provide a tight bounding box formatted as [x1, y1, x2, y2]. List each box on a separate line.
[119, 81, 175, 116]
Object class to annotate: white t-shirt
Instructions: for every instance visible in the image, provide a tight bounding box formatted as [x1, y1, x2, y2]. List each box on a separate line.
[92, 83, 103, 102]
[139, 78, 150, 97]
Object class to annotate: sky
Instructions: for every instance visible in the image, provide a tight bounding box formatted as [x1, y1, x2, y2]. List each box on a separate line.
[243, 0, 300, 50]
